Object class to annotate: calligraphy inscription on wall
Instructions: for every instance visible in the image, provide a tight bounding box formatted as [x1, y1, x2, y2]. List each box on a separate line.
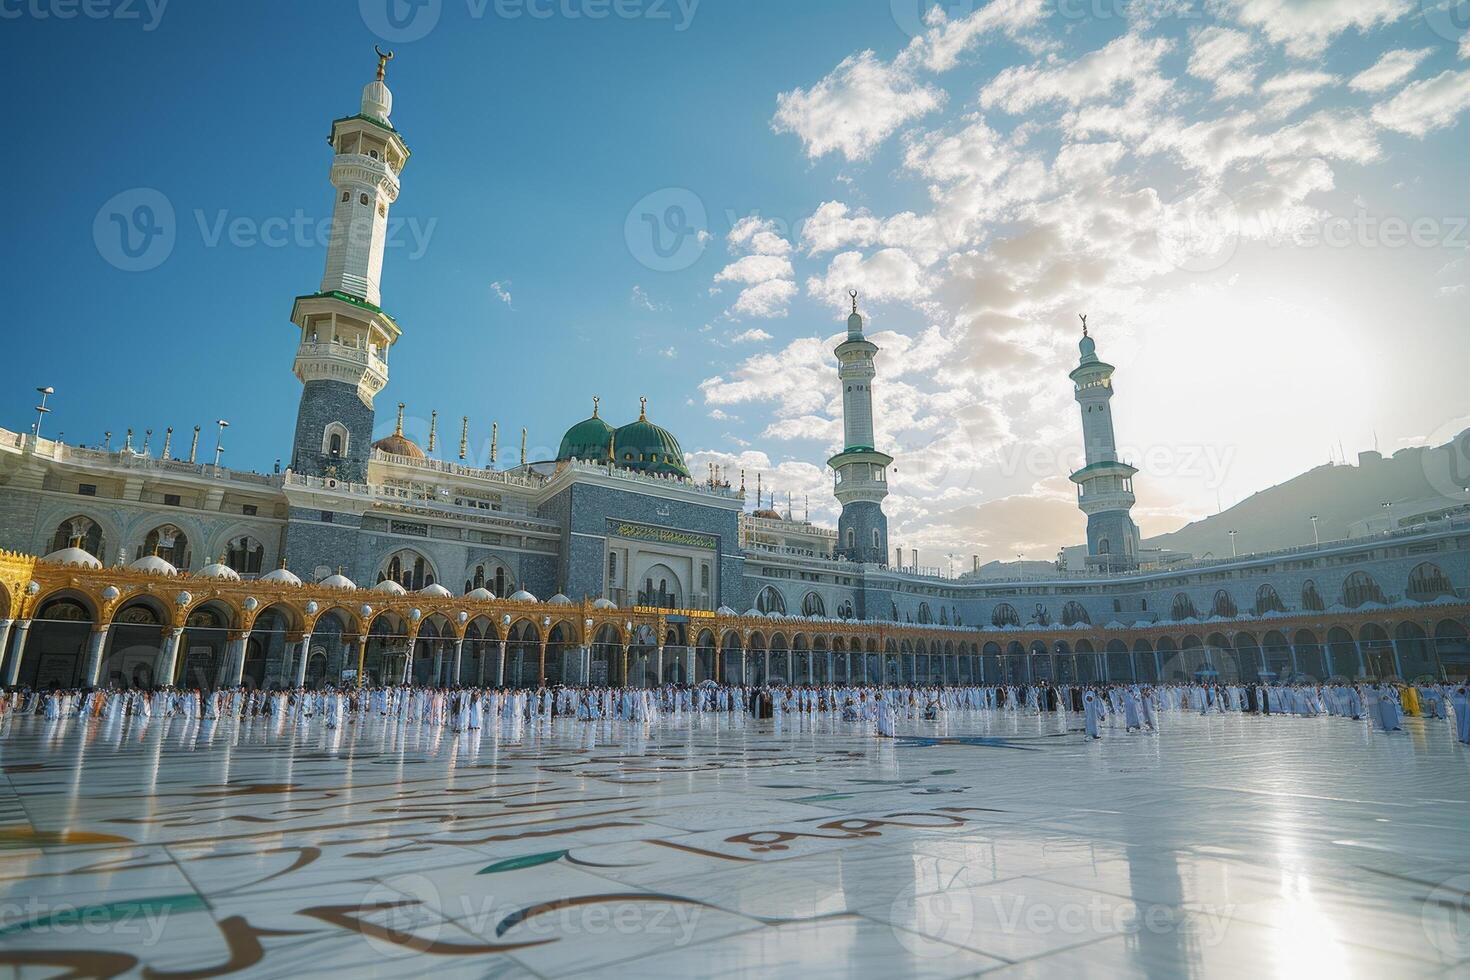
[607, 520, 717, 552]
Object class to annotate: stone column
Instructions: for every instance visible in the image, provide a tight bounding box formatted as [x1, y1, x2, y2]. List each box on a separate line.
[685, 645, 695, 684]
[497, 640, 507, 686]
[451, 636, 464, 687]
[355, 635, 368, 689]
[293, 632, 313, 688]
[82, 626, 110, 688]
[3, 620, 31, 686]
[431, 641, 444, 688]
[477, 641, 488, 686]
[537, 640, 547, 687]
[580, 645, 591, 686]
[156, 628, 184, 687]
[231, 632, 252, 687]
[655, 645, 664, 685]
[0, 619, 13, 683]
[1352, 640, 1367, 679]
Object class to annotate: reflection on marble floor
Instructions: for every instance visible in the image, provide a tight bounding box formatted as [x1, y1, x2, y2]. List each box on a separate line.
[0, 708, 1468, 977]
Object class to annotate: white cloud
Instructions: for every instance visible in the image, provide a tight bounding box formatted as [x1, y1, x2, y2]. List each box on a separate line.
[806, 248, 935, 310]
[731, 327, 773, 343]
[981, 34, 1172, 115]
[1462, 34, 1470, 60]
[728, 215, 792, 256]
[630, 284, 666, 311]
[1350, 48, 1434, 92]
[1223, 0, 1412, 59]
[1187, 27, 1259, 99]
[772, 50, 945, 161]
[897, 0, 1050, 74]
[731, 279, 798, 318]
[1371, 69, 1470, 136]
[1259, 70, 1338, 117]
[490, 280, 512, 307]
[714, 254, 795, 285]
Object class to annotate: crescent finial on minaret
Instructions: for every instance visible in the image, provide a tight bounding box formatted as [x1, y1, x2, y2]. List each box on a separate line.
[375, 45, 395, 82]
[849, 288, 858, 315]
[1079, 313, 1088, 338]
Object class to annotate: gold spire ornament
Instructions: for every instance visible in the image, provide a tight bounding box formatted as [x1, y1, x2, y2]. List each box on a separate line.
[1079, 313, 1088, 338]
[459, 416, 469, 461]
[428, 409, 438, 453]
[592, 395, 600, 419]
[395, 402, 406, 437]
[490, 422, 498, 465]
[161, 427, 173, 460]
[375, 45, 394, 82]
[189, 425, 199, 463]
[124, 428, 133, 453]
[520, 427, 527, 466]
[850, 288, 859, 315]
[639, 396, 647, 421]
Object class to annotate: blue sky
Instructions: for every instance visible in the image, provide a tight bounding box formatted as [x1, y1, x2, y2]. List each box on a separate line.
[5, 0, 1470, 562]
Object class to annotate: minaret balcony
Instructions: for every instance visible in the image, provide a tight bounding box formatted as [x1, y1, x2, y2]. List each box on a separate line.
[330, 153, 400, 198]
[293, 341, 389, 402]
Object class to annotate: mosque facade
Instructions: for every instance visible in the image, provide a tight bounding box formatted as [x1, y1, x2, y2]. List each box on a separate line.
[0, 56, 1468, 691]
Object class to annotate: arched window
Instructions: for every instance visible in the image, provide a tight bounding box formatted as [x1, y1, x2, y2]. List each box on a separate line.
[1301, 580, 1324, 612]
[1171, 593, 1199, 621]
[917, 602, 933, 624]
[991, 603, 1020, 628]
[49, 516, 104, 558]
[1211, 590, 1238, 618]
[1061, 601, 1091, 627]
[1254, 584, 1285, 615]
[378, 549, 435, 591]
[140, 525, 189, 567]
[1342, 571, 1385, 608]
[801, 592, 826, 617]
[1098, 537, 1110, 554]
[468, 562, 510, 597]
[756, 585, 786, 615]
[837, 600, 854, 619]
[224, 535, 265, 575]
[872, 528, 880, 550]
[939, 607, 949, 625]
[1406, 562, 1454, 601]
[1031, 604, 1052, 627]
[321, 422, 351, 458]
[846, 529, 855, 550]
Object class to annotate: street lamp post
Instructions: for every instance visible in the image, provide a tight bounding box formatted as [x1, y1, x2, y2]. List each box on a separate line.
[213, 419, 229, 467]
[1228, 530, 1238, 558]
[1380, 501, 1394, 534]
[32, 386, 54, 443]
[1309, 515, 1320, 547]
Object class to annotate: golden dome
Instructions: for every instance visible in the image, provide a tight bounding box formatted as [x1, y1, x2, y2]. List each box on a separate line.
[374, 402, 425, 459]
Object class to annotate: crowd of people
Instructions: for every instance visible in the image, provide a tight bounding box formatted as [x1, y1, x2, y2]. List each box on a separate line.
[1, 679, 1468, 744]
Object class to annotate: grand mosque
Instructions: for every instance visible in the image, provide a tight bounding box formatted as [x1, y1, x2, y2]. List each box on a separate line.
[0, 55, 1467, 692]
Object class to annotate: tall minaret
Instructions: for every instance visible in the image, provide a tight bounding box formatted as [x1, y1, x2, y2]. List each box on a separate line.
[828, 292, 892, 565]
[1068, 316, 1140, 571]
[288, 48, 409, 482]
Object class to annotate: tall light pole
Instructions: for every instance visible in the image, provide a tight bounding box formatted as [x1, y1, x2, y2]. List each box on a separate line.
[32, 386, 54, 442]
[1228, 529, 1238, 557]
[213, 419, 229, 467]
[1309, 515, 1320, 547]
[946, 553, 955, 579]
[1380, 500, 1394, 534]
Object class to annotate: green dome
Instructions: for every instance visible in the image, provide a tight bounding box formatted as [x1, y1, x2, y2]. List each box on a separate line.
[612, 400, 689, 478]
[557, 415, 614, 463]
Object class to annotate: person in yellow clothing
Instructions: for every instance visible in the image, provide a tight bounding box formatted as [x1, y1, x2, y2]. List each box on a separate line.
[1399, 683, 1421, 717]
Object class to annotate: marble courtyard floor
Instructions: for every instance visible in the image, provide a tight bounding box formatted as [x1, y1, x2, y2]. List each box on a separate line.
[0, 709, 1468, 978]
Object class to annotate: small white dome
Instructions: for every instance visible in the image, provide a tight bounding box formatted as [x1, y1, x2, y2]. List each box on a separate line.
[321, 573, 357, 590]
[716, 605, 736, 616]
[743, 608, 762, 618]
[361, 79, 393, 122]
[129, 554, 178, 577]
[509, 590, 538, 602]
[547, 593, 573, 605]
[260, 566, 303, 587]
[592, 597, 617, 609]
[198, 561, 241, 582]
[419, 583, 453, 598]
[374, 580, 407, 595]
[466, 587, 496, 601]
[44, 547, 101, 570]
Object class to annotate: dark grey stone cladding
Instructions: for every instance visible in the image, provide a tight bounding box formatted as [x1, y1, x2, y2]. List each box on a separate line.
[291, 380, 375, 483]
[837, 500, 888, 565]
[542, 482, 741, 606]
[284, 507, 364, 578]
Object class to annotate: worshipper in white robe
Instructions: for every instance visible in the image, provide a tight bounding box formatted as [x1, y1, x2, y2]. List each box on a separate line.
[1122, 688, 1144, 732]
[875, 694, 895, 738]
[1450, 686, 1470, 745]
[1368, 685, 1402, 732]
[1082, 690, 1103, 739]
